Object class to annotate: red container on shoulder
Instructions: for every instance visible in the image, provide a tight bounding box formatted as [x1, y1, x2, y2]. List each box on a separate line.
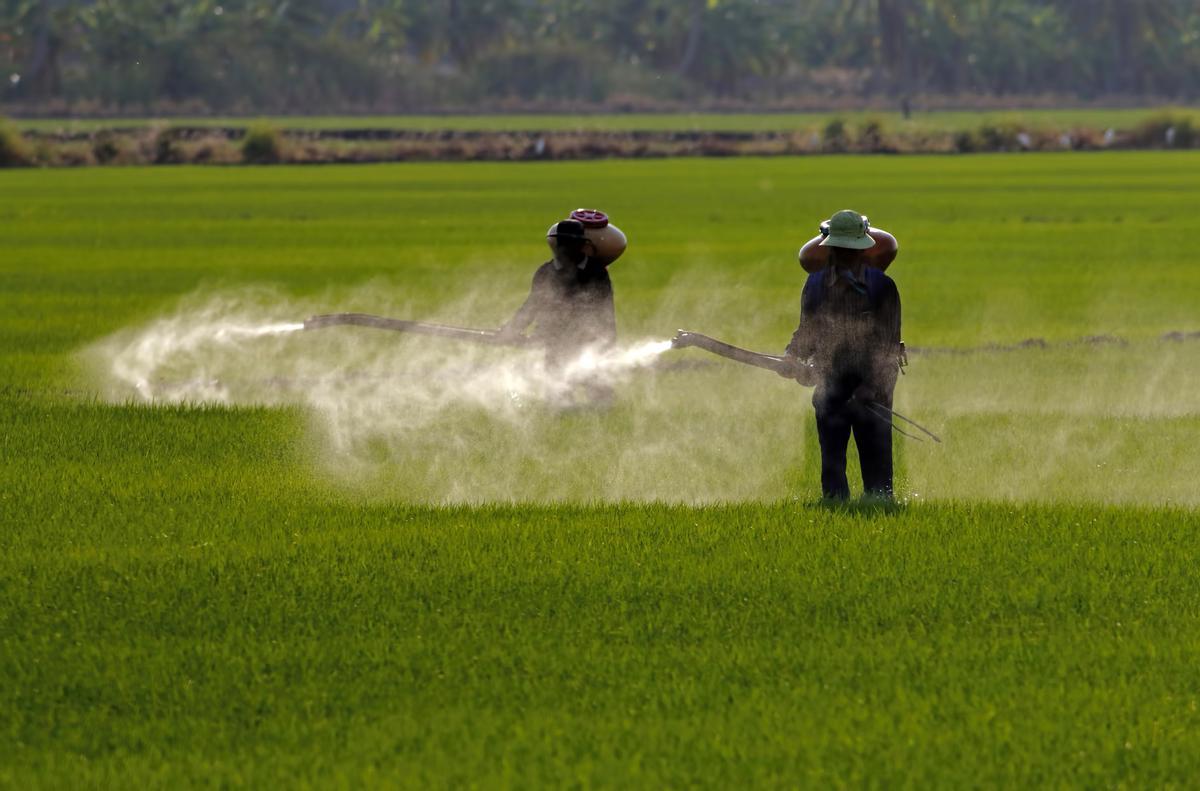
[546, 209, 627, 266]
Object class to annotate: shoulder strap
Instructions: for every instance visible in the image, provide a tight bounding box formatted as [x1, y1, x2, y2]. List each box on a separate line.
[804, 268, 890, 313]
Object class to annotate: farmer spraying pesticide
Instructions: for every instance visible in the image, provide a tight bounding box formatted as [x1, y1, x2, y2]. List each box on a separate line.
[296, 208, 653, 409]
[499, 210, 627, 404]
[784, 210, 906, 500]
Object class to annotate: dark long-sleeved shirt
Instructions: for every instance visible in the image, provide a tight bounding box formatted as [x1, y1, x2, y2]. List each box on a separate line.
[506, 259, 616, 358]
[786, 267, 902, 390]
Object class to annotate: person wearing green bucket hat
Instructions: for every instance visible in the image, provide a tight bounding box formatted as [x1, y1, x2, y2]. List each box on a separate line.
[499, 211, 624, 406]
[820, 209, 878, 250]
[782, 209, 905, 500]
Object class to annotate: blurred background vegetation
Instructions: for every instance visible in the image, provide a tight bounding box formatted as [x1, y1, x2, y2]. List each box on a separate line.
[1, 0, 1199, 116]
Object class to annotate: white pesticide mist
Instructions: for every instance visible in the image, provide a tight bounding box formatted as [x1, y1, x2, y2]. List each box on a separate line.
[115, 320, 306, 402]
[84, 279, 1200, 507]
[86, 288, 687, 498]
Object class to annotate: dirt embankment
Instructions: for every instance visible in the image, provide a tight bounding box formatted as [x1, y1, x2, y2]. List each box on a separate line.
[3, 114, 1198, 167]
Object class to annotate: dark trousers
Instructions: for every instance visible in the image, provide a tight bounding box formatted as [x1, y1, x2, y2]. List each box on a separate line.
[813, 385, 894, 500]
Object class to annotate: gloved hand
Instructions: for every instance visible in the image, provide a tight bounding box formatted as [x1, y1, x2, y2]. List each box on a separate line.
[779, 356, 817, 386]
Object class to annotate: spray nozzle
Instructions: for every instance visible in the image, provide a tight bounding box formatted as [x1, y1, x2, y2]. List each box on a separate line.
[671, 330, 698, 349]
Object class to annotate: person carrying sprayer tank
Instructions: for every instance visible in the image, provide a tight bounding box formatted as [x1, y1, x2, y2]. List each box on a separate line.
[499, 209, 627, 404]
[782, 209, 905, 500]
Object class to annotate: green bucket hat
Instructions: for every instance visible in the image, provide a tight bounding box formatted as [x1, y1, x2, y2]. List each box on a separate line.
[819, 209, 876, 250]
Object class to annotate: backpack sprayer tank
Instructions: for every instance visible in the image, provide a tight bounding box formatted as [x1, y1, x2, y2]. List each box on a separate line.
[547, 209, 627, 266]
[798, 227, 898, 273]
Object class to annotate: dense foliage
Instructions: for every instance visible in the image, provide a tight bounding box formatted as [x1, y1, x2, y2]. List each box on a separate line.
[2, 0, 1199, 113]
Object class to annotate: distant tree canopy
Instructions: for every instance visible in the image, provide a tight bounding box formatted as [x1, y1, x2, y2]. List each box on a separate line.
[2, 0, 1199, 113]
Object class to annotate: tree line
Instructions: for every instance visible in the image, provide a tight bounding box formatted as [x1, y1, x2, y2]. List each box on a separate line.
[3, 1, 1199, 114]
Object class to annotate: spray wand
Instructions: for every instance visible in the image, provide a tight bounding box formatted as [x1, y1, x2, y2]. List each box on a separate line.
[670, 330, 812, 379]
[670, 329, 941, 444]
[303, 313, 529, 347]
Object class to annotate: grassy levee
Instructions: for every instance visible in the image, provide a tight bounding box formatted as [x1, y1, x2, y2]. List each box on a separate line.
[13, 107, 1197, 133]
[2, 153, 1200, 785]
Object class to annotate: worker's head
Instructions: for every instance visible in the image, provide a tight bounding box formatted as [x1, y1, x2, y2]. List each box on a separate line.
[819, 210, 876, 251]
[818, 210, 874, 271]
[547, 219, 590, 266]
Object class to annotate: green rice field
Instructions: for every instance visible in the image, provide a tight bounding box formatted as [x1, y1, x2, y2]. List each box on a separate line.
[3, 152, 1200, 786]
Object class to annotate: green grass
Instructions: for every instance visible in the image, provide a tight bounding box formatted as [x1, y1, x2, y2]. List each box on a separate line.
[2, 153, 1200, 786]
[13, 107, 1200, 134]
[5, 491, 1200, 787]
